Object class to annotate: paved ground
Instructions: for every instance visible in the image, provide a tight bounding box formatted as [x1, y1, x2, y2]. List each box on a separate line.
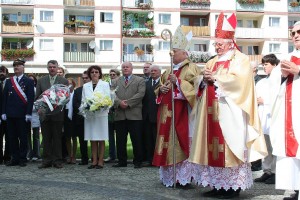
[0, 161, 293, 200]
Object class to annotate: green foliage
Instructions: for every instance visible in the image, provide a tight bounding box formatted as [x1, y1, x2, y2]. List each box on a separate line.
[0, 49, 35, 60]
[237, 0, 264, 4]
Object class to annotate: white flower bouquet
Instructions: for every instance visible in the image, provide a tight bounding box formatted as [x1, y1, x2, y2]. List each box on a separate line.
[79, 91, 113, 118]
[34, 84, 70, 118]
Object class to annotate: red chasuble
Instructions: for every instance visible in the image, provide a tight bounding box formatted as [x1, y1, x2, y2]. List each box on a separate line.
[206, 60, 230, 167]
[152, 68, 189, 167]
[285, 56, 300, 157]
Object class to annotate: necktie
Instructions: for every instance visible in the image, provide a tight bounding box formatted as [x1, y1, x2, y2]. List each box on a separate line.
[125, 77, 128, 86]
[16, 77, 19, 82]
[152, 80, 155, 86]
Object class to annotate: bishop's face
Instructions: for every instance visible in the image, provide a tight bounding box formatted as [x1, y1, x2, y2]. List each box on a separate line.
[213, 38, 233, 57]
[292, 25, 300, 50]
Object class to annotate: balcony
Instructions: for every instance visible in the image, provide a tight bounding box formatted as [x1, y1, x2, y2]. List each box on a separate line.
[64, 52, 95, 62]
[288, 1, 300, 12]
[123, 0, 153, 9]
[123, 53, 153, 62]
[64, 0, 94, 6]
[236, 1, 264, 12]
[235, 27, 264, 38]
[180, 0, 210, 10]
[1, 49, 35, 61]
[248, 55, 262, 64]
[181, 26, 210, 37]
[1, 0, 34, 4]
[64, 21, 94, 35]
[2, 21, 33, 33]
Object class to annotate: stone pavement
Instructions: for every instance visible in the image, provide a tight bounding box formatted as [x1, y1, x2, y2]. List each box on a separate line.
[0, 161, 293, 200]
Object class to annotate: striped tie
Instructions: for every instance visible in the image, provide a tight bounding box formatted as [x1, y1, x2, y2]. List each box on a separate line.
[125, 76, 128, 86]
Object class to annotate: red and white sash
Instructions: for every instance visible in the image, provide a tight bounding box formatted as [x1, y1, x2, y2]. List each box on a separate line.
[10, 77, 27, 104]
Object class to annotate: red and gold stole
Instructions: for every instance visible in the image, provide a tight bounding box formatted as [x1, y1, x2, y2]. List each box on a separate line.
[206, 60, 230, 167]
[285, 56, 299, 157]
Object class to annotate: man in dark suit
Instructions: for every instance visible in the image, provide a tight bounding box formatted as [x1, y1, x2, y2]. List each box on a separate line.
[2, 59, 34, 167]
[0, 65, 10, 165]
[142, 65, 161, 167]
[36, 60, 68, 169]
[73, 71, 90, 165]
[112, 62, 146, 168]
[143, 62, 151, 81]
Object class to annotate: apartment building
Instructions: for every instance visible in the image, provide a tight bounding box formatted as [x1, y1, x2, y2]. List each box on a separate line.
[0, 0, 299, 76]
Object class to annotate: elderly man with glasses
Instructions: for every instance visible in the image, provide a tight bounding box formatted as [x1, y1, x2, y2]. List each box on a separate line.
[269, 21, 300, 200]
[189, 12, 267, 199]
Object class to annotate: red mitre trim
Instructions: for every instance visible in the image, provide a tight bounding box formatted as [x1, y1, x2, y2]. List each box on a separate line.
[215, 29, 235, 39]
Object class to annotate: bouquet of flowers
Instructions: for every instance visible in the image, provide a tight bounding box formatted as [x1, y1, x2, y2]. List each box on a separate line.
[79, 91, 113, 118]
[34, 84, 70, 119]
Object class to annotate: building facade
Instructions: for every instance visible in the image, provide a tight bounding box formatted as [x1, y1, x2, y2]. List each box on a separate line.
[0, 0, 298, 75]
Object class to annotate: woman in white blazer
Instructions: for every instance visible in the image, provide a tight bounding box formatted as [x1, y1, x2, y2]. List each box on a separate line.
[82, 65, 111, 169]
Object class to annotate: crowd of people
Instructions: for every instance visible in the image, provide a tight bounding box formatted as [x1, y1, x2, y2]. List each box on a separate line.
[0, 11, 300, 200]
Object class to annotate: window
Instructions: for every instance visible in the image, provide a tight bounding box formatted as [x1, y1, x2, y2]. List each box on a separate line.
[100, 40, 113, 51]
[159, 14, 171, 25]
[269, 43, 280, 53]
[269, 17, 280, 27]
[123, 44, 134, 54]
[76, 15, 93, 23]
[138, 0, 150, 3]
[40, 39, 54, 51]
[3, 14, 17, 22]
[40, 11, 54, 22]
[64, 43, 77, 52]
[21, 14, 33, 22]
[194, 44, 206, 52]
[159, 41, 170, 50]
[247, 46, 259, 55]
[237, 20, 243, 27]
[180, 17, 189, 26]
[100, 12, 113, 23]
[288, 20, 298, 28]
[194, 18, 206, 26]
[246, 20, 258, 28]
[81, 43, 93, 52]
[288, 45, 294, 53]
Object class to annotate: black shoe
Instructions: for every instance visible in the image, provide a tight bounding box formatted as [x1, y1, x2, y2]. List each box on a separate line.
[53, 163, 63, 169]
[112, 163, 127, 167]
[19, 162, 27, 167]
[88, 164, 97, 169]
[217, 188, 240, 199]
[265, 173, 275, 184]
[141, 161, 153, 167]
[254, 173, 271, 182]
[78, 161, 88, 165]
[134, 164, 142, 168]
[38, 163, 52, 169]
[104, 157, 115, 163]
[6, 161, 19, 166]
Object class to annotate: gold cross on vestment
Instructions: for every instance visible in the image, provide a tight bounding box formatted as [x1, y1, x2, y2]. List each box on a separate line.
[208, 137, 224, 160]
[155, 136, 168, 155]
[160, 104, 172, 124]
[207, 100, 219, 121]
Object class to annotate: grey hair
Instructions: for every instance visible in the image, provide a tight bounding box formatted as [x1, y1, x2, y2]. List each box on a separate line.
[294, 21, 300, 26]
[150, 64, 162, 72]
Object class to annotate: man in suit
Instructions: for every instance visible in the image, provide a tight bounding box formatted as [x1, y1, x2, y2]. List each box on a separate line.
[2, 59, 34, 167]
[112, 62, 146, 168]
[0, 65, 10, 165]
[36, 60, 68, 169]
[142, 65, 161, 167]
[143, 62, 151, 81]
[73, 71, 90, 165]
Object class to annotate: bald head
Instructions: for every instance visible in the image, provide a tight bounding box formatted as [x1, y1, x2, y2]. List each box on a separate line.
[150, 65, 161, 80]
[121, 62, 133, 76]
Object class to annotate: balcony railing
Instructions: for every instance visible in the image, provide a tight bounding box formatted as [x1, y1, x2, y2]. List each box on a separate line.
[123, 53, 153, 62]
[64, 52, 95, 62]
[180, 2, 210, 10]
[236, 2, 264, 12]
[248, 55, 262, 64]
[1, 0, 34, 4]
[235, 27, 264, 38]
[288, 5, 300, 12]
[64, 0, 94, 6]
[2, 22, 33, 33]
[64, 26, 94, 34]
[181, 26, 210, 37]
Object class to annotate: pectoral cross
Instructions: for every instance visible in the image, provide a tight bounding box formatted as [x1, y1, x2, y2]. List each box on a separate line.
[160, 104, 172, 124]
[208, 137, 224, 160]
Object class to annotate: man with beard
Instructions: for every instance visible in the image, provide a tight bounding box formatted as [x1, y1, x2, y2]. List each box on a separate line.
[0, 65, 10, 164]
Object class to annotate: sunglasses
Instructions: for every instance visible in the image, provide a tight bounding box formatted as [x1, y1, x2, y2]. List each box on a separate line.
[109, 73, 116, 76]
[291, 29, 300, 37]
[91, 71, 99, 74]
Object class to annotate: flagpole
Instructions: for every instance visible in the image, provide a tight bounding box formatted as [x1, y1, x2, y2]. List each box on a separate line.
[161, 29, 176, 189]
